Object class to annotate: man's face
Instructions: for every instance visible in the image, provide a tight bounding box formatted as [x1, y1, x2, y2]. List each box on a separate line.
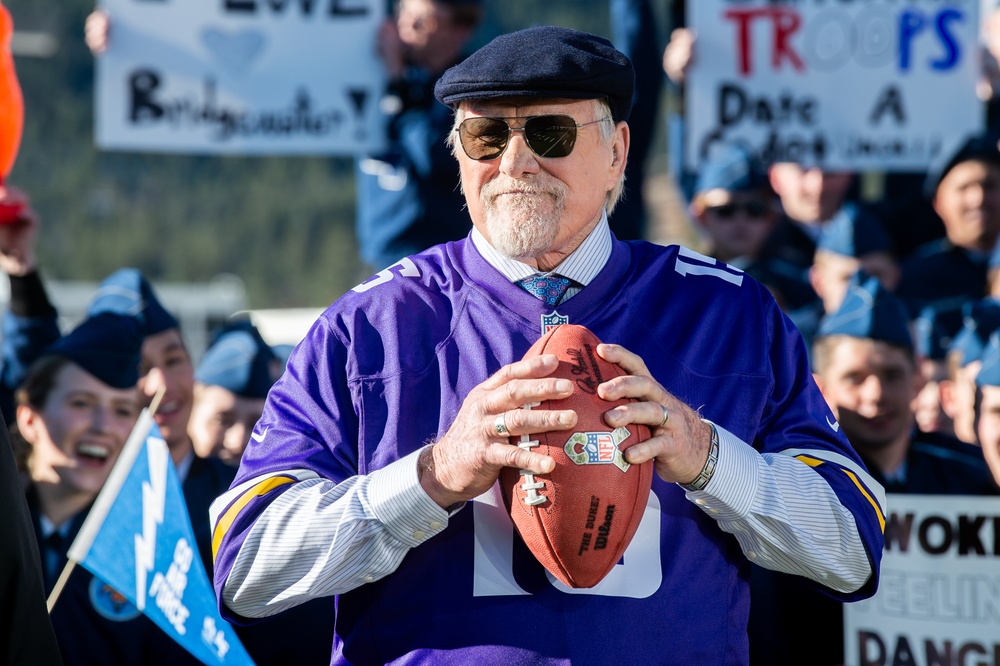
[456, 98, 628, 270]
[695, 190, 776, 263]
[976, 385, 1000, 486]
[816, 337, 919, 454]
[912, 357, 953, 436]
[189, 384, 266, 466]
[769, 163, 854, 225]
[933, 160, 1000, 252]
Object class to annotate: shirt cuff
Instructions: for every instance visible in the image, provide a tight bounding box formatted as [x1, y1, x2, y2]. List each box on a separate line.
[681, 422, 761, 521]
[366, 446, 453, 548]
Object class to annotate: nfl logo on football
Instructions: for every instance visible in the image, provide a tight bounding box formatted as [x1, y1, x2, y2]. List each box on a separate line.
[586, 433, 616, 463]
[541, 311, 569, 334]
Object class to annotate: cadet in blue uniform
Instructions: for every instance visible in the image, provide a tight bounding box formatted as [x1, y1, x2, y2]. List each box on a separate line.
[896, 133, 1000, 313]
[355, 0, 484, 270]
[0, 185, 60, 426]
[190, 320, 280, 466]
[87, 271, 335, 665]
[912, 304, 964, 439]
[942, 299, 1000, 444]
[752, 276, 997, 666]
[17, 313, 197, 665]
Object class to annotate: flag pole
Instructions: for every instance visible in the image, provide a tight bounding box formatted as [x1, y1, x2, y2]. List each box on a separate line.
[47, 386, 167, 613]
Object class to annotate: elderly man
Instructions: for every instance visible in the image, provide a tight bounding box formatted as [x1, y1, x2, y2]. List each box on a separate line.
[211, 27, 884, 664]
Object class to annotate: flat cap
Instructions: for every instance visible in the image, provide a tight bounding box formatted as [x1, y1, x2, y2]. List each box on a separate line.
[45, 313, 143, 389]
[87, 268, 179, 337]
[196, 321, 278, 399]
[434, 26, 635, 122]
[817, 274, 913, 349]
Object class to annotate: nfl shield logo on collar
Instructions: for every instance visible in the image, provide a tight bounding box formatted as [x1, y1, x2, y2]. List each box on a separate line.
[541, 311, 569, 335]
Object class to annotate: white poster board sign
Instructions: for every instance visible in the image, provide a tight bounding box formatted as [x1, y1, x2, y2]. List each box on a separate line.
[843, 494, 1000, 666]
[686, 1, 984, 171]
[95, 0, 387, 155]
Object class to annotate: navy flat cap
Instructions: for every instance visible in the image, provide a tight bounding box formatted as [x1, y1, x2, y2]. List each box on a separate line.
[694, 144, 766, 195]
[46, 313, 143, 389]
[816, 204, 892, 258]
[977, 332, 1000, 387]
[434, 26, 635, 122]
[948, 299, 1000, 366]
[196, 321, 278, 399]
[87, 268, 179, 336]
[817, 274, 913, 349]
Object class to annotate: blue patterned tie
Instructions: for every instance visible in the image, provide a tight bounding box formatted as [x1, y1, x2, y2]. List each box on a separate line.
[516, 274, 572, 307]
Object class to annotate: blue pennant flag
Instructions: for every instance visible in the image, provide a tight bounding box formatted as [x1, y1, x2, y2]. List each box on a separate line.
[66, 409, 255, 665]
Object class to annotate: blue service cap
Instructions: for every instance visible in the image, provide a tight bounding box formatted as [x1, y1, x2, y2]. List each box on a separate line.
[977, 332, 1000, 387]
[195, 321, 278, 399]
[913, 304, 964, 361]
[694, 143, 767, 195]
[816, 203, 892, 258]
[948, 299, 1000, 366]
[86, 268, 179, 337]
[925, 132, 1000, 198]
[434, 26, 635, 122]
[817, 274, 913, 348]
[45, 313, 142, 389]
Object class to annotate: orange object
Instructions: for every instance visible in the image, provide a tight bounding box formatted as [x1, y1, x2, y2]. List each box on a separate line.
[0, 0, 25, 223]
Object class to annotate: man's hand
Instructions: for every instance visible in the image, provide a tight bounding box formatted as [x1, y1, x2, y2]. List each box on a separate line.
[419, 354, 577, 509]
[596, 343, 712, 485]
[0, 185, 38, 277]
[662, 27, 695, 84]
[85, 10, 110, 55]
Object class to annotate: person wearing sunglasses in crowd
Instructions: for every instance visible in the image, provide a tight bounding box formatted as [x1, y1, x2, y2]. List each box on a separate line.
[688, 143, 778, 271]
[211, 27, 885, 664]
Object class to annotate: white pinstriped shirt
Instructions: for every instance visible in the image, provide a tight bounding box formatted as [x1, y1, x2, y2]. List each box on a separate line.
[219, 220, 879, 618]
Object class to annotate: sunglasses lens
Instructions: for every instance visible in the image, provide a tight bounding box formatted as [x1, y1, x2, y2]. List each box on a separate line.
[524, 115, 578, 158]
[459, 117, 510, 160]
[744, 201, 768, 217]
[711, 204, 737, 219]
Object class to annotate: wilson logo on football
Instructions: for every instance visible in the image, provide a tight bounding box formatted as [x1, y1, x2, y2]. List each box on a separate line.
[564, 427, 631, 472]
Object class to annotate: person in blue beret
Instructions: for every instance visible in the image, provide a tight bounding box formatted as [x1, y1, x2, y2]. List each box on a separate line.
[753, 276, 997, 666]
[13, 313, 199, 664]
[896, 133, 1000, 313]
[689, 143, 778, 270]
[189, 320, 280, 466]
[213, 26, 885, 666]
[974, 332, 1000, 486]
[911, 304, 964, 438]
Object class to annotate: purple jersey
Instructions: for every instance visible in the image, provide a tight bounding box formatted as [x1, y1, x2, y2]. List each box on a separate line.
[214, 238, 884, 665]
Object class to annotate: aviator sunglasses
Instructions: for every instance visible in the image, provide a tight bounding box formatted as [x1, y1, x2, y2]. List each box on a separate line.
[456, 115, 611, 161]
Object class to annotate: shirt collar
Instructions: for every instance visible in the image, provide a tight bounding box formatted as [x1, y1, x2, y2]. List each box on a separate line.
[471, 212, 613, 286]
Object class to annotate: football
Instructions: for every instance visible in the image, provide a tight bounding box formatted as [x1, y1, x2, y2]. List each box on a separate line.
[499, 324, 654, 588]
